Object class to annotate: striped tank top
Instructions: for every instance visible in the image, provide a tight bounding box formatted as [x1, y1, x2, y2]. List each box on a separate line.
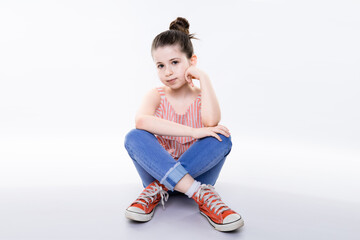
[154, 87, 204, 160]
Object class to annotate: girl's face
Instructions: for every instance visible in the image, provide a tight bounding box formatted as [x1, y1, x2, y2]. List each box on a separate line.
[152, 44, 193, 90]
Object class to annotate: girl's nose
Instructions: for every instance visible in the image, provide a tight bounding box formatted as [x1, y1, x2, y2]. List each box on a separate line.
[165, 67, 173, 77]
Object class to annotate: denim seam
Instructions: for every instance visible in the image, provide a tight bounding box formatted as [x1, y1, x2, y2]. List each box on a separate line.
[161, 162, 181, 183]
[160, 162, 187, 190]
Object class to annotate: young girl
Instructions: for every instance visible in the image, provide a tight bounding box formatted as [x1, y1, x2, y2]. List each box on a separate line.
[124, 17, 244, 232]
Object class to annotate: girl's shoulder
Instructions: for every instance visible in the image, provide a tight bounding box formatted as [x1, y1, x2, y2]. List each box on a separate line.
[141, 87, 162, 106]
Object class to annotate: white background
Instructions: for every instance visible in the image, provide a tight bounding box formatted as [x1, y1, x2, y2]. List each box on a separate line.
[0, 0, 359, 239]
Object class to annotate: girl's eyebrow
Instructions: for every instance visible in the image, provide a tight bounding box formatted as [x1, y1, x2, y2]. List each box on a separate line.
[156, 58, 180, 64]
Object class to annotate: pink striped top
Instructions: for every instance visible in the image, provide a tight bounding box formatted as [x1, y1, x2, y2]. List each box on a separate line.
[154, 87, 204, 160]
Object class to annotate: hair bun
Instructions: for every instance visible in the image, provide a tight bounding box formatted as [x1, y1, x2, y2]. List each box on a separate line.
[169, 17, 190, 35]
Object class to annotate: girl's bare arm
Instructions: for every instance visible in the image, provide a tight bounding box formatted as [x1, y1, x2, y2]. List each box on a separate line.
[135, 88, 230, 141]
[136, 115, 194, 137]
[135, 88, 194, 137]
[198, 72, 221, 127]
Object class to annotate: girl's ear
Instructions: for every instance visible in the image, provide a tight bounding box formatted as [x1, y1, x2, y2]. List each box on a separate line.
[190, 54, 197, 66]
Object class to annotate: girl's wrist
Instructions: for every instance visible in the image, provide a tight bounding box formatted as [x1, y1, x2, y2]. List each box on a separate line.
[199, 71, 209, 83]
[189, 127, 196, 138]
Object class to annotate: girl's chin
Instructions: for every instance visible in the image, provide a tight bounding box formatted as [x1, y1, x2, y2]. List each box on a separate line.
[167, 83, 187, 89]
[164, 80, 187, 88]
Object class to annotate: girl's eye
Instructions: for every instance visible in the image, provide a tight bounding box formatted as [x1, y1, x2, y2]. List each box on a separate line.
[157, 61, 177, 69]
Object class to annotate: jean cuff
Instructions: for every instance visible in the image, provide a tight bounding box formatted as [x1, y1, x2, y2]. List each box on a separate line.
[160, 162, 188, 191]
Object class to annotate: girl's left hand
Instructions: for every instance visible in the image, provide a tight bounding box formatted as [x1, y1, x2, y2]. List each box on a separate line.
[184, 66, 204, 87]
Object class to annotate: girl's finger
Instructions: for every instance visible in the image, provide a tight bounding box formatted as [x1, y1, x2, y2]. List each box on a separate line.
[189, 78, 194, 86]
[218, 125, 229, 132]
[211, 132, 222, 141]
[218, 125, 230, 135]
[213, 128, 229, 138]
[214, 125, 229, 135]
[222, 127, 230, 136]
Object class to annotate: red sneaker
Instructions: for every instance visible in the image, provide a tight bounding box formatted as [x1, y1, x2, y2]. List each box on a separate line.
[125, 180, 169, 222]
[192, 184, 244, 231]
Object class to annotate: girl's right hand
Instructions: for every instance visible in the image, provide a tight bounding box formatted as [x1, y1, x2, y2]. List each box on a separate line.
[191, 125, 230, 142]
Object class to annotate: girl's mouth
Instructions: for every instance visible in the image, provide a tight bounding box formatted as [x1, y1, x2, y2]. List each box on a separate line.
[167, 78, 177, 84]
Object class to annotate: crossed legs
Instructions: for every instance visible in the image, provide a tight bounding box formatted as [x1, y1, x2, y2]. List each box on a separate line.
[124, 128, 232, 192]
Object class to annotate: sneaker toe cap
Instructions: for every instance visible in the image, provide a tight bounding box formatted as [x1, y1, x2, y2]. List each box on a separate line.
[127, 206, 145, 214]
[223, 213, 241, 224]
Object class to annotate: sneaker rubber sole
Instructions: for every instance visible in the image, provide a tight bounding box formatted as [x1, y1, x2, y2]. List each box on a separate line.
[200, 212, 244, 232]
[125, 208, 155, 222]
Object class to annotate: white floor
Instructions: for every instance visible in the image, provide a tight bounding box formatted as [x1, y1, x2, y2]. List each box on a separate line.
[1, 183, 359, 240]
[1, 134, 360, 239]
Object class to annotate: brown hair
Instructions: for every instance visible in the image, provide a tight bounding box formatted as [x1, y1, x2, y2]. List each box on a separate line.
[151, 17, 199, 59]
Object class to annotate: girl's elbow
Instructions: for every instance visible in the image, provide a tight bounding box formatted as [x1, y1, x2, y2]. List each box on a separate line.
[202, 119, 220, 127]
[202, 113, 221, 127]
[135, 115, 145, 129]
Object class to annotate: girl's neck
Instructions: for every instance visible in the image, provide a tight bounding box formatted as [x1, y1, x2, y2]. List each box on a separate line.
[166, 84, 195, 99]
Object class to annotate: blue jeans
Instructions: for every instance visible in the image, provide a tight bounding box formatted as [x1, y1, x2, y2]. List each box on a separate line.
[124, 129, 232, 191]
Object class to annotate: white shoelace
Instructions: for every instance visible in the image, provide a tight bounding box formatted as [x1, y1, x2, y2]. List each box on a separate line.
[194, 184, 230, 215]
[134, 182, 169, 209]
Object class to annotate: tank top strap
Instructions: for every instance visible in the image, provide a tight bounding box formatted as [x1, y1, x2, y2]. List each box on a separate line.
[156, 87, 165, 100]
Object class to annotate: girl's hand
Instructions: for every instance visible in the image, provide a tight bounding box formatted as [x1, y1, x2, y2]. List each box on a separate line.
[191, 125, 230, 142]
[184, 66, 205, 87]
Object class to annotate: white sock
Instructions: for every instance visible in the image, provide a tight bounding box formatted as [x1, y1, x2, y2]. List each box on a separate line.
[185, 180, 201, 198]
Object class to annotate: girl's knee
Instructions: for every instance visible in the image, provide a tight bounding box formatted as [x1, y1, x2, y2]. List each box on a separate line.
[124, 129, 151, 147]
[125, 129, 138, 143]
[219, 134, 232, 152]
[201, 134, 232, 153]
